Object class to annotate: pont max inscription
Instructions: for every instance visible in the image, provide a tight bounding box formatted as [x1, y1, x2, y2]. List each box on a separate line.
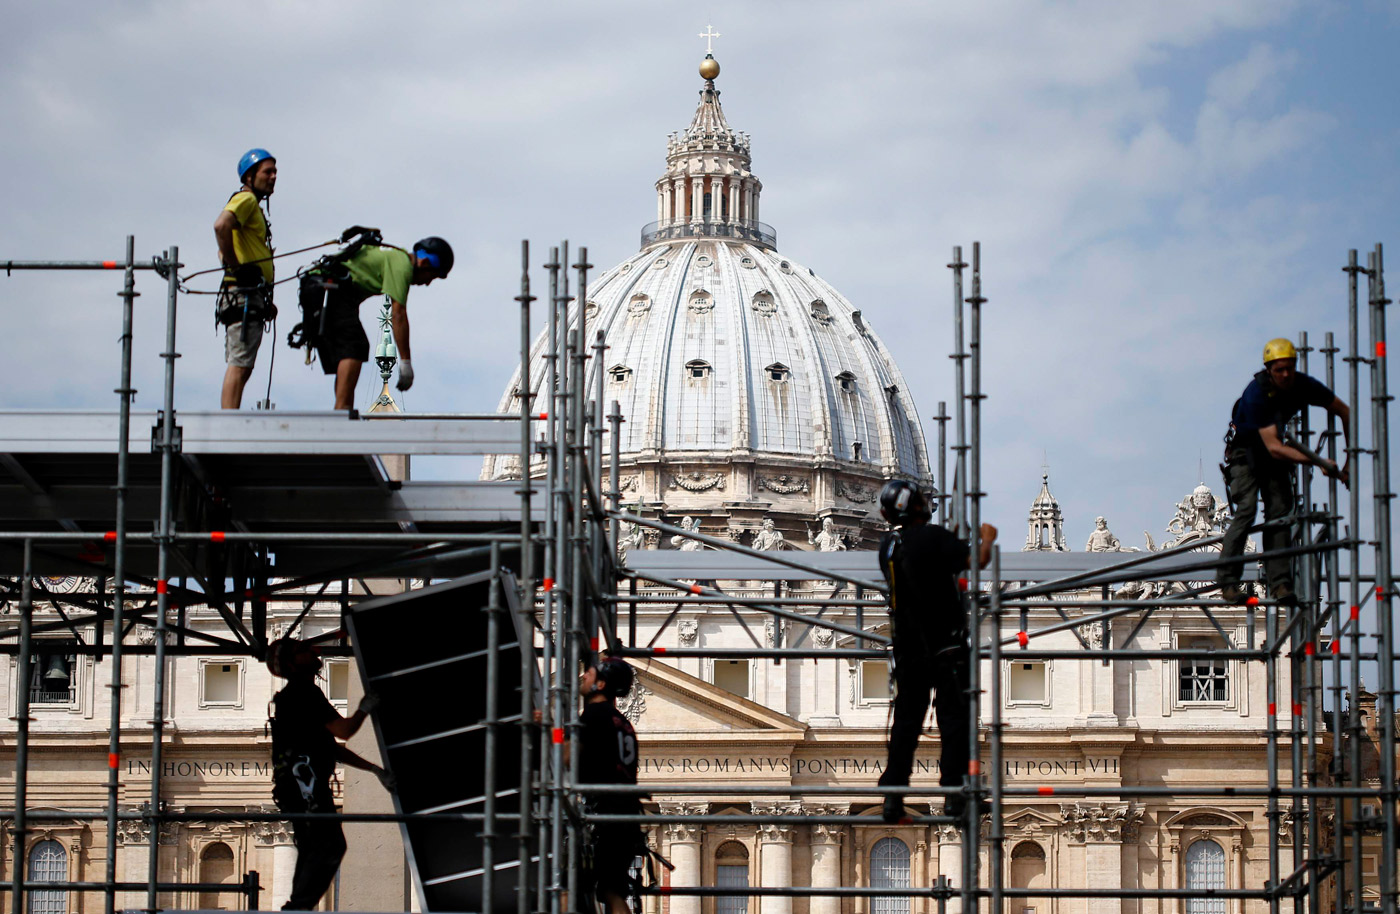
[639, 756, 1119, 778]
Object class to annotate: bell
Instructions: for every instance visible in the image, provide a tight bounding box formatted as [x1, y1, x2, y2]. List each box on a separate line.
[42, 653, 70, 685]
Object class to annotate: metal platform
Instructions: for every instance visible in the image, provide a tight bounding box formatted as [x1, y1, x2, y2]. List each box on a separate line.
[0, 410, 539, 577]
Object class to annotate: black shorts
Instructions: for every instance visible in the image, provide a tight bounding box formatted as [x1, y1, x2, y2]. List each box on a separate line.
[587, 824, 641, 900]
[315, 303, 369, 375]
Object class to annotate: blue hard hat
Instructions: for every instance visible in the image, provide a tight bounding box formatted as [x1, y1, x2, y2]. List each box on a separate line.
[237, 148, 275, 181]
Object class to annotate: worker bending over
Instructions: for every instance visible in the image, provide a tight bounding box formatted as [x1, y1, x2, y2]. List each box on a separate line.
[876, 480, 996, 823]
[214, 148, 277, 409]
[295, 235, 454, 409]
[1218, 337, 1349, 605]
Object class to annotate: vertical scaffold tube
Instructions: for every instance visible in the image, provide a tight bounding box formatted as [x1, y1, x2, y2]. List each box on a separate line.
[608, 399, 623, 642]
[147, 245, 180, 910]
[936, 401, 948, 519]
[1266, 551, 1280, 914]
[1368, 245, 1396, 914]
[988, 547, 1005, 914]
[482, 542, 503, 909]
[543, 245, 564, 914]
[1345, 250, 1364, 914]
[104, 235, 137, 914]
[568, 247, 592, 908]
[962, 240, 986, 909]
[10, 541, 34, 914]
[948, 248, 968, 539]
[516, 240, 536, 914]
[1323, 331, 1346, 914]
[1295, 331, 1314, 914]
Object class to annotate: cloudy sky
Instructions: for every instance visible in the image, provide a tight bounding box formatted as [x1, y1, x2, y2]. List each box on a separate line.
[2, 0, 1396, 551]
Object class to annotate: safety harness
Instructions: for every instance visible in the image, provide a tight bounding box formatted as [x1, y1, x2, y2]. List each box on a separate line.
[286, 226, 385, 359]
[216, 189, 278, 338]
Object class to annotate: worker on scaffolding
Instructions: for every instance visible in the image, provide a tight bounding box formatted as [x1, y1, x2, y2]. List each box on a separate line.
[214, 148, 278, 409]
[577, 655, 646, 914]
[876, 480, 996, 823]
[291, 232, 454, 409]
[1218, 338, 1350, 605]
[266, 637, 394, 910]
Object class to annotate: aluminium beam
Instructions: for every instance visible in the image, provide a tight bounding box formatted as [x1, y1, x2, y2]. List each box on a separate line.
[625, 548, 1260, 583]
[0, 409, 531, 456]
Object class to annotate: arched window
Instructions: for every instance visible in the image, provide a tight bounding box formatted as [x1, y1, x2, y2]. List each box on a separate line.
[869, 837, 910, 914]
[27, 839, 67, 914]
[1185, 839, 1226, 914]
[1010, 840, 1048, 914]
[715, 841, 749, 914]
[684, 359, 712, 381]
[198, 842, 237, 910]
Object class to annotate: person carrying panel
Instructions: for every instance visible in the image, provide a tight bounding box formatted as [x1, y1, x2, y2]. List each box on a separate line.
[289, 232, 453, 409]
[266, 637, 393, 910]
[876, 480, 996, 823]
[214, 148, 278, 409]
[1218, 338, 1350, 605]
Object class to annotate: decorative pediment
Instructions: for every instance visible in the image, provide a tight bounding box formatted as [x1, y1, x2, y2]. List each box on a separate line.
[632, 659, 806, 737]
[1003, 806, 1065, 836]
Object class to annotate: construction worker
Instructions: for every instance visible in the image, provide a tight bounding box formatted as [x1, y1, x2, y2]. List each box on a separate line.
[876, 480, 996, 823]
[1218, 338, 1350, 604]
[300, 236, 454, 410]
[266, 637, 393, 910]
[215, 148, 278, 409]
[577, 656, 644, 914]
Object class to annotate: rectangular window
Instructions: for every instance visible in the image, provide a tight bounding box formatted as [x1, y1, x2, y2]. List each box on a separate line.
[324, 660, 350, 706]
[861, 661, 890, 702]
[713, 660, 750, 699]
[200, 660, 243, 707]
[716, 864, 748, 914]
[1179, 648, 1229, 703]
[1008, 662, 1047, 704]
[29, 643, 77, 705]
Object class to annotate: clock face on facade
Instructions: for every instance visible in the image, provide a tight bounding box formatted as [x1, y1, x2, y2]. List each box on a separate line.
[38, 576, 83, 595]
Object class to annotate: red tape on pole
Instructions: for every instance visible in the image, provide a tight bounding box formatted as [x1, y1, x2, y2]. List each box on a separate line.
[108, 753, 120, 769]
[1016, 632, 1028, 647]
[551, 728, 564, 744]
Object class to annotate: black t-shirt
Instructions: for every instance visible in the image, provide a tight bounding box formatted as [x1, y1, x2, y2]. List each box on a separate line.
[1230, 370, 1334, 455]
[272, 678, 338, 784]
[878, 522, 970, 662]
[578, 701, 640, 815]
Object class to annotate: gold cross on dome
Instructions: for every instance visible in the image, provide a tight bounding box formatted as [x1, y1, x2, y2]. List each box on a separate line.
[699, 24, 720, 54]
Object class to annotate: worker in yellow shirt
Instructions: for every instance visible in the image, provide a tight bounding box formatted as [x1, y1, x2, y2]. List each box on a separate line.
[214, 148, 277, 408]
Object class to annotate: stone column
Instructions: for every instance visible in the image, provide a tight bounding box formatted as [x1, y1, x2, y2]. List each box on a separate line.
[729, 178, 741, 226]
[805, 805, 847, 914]
[742, 180, 753, 223]
[935, 823, 962, 914]
[753, 803, 800, 914]
[253, 818, 296, 910]
[673, 177, 686, 224]
[661, 802, 707, 914]
[1062, 803, 1143, 914]
[691, 178, 704, 226]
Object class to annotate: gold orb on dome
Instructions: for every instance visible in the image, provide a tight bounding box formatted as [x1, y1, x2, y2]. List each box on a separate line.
[699, 55, 720, 80]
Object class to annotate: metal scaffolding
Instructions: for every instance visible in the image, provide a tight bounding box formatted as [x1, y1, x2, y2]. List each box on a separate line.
[0, 237, 1394, 914]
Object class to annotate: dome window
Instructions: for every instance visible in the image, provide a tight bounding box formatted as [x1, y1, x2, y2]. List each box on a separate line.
[810, 299, 832, 324]
[835, 371, 857, 393]
[739, 256, 757, 270]
[695, 254, 713, 268]
[751, 291, 777, 315]
[627, 293, 651, 315]
[609, 364, 633, 384]
[688, 289, 714, 313]
[779, 260, 794, 274]
[765, 363, 790, 382]
[685, 359, 712, 381]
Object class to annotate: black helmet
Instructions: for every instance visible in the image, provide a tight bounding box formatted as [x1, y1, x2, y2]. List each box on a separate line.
[595, 657, 635, 699]
[266, 637, 301, 678]
[879, 479, 932, 525]
[413, 236, 454, 278]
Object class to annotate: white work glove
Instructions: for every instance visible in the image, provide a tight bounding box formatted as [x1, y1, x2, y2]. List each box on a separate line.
[357, 692, 380, 716]
[396, 358, 414, 391]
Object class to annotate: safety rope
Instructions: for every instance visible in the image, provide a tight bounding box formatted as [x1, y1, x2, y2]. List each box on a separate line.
[178, 238, 340, 293]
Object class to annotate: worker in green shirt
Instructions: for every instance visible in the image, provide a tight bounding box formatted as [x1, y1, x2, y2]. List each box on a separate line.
[305, 237, 453, 409]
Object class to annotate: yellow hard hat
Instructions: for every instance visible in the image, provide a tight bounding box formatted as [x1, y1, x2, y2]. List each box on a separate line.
[1262, 338, 1297, 364]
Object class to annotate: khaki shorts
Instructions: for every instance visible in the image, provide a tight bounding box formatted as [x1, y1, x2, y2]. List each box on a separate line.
[219, 290, 266, 368]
